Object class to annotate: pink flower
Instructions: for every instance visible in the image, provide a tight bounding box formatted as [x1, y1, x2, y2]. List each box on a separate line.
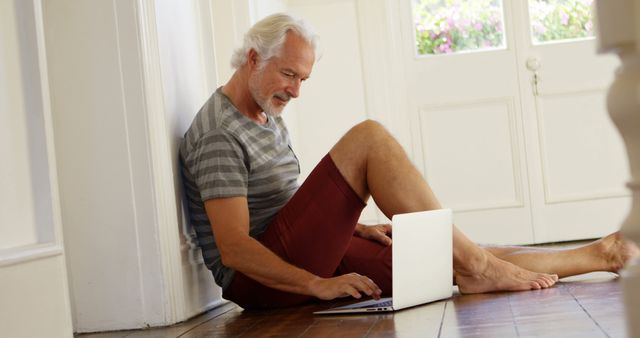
[437, 43, 452, 54]
[447, 18, 456, 29]
[585, 21, 593, 32]
[532, 21, 546, 34]
[560, 11, 569, 25]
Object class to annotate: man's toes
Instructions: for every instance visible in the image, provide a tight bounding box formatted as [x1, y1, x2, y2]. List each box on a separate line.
[536, 278, 548, 288]
[530, 281, 541, 290]
[540, 277, 551, 288]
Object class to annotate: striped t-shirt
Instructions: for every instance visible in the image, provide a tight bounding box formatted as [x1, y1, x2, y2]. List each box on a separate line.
[179, 87, 300, 289]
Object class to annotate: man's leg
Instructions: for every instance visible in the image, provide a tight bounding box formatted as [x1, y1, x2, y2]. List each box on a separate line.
[485, 232, 639, 278]
[223, 155, 367, 309]
[329, 120, 557, 293]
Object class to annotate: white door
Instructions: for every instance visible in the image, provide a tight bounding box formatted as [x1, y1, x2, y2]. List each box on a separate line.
[514, 0, 630, 242]
[396, 0, 535, 244]
[393, 0, 629, 244]
[0, 0, 73, 336]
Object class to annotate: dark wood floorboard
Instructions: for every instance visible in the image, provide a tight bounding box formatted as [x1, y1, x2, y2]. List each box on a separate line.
[77, 271, 628, 338]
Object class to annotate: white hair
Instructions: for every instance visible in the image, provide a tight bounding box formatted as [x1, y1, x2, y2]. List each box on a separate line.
[230, 13, 319, 69]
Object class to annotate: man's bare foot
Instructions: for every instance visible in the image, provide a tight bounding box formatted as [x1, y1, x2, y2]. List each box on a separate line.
[592, 231, 640, 272]
[455, 250, 559, 294]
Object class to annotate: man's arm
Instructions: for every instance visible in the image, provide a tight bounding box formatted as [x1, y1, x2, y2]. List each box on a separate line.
[205, 197, 382, 300]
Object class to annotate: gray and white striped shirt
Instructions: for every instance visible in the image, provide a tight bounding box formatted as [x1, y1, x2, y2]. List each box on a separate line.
[179, 87, 300, 289]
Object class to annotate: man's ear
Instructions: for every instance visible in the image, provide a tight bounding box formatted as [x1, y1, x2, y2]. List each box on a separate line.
[247, 49, 259, 69]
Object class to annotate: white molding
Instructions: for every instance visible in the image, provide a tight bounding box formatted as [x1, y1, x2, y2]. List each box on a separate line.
[194, 0, 218, 94]
[136, 0, 187, 323]
[136, 0, 225, 324]
[417, 97, 525, 212]
[0, 243, 63, 268]
[542, 191, 630, 205]
[5, 0, 61, 247]
[34, 0, 63, 247]
[355, 0, 413, 152]
[533, 87, 629, 204]
[354, 0, 414, 223]
[287, 0, 352, 6]
[36, 8, 71, 325]
[180, 224, 205, 267]
[185, 0, 218, 267]
[536, 86, 609, 99]
[210, 0, 253, 85]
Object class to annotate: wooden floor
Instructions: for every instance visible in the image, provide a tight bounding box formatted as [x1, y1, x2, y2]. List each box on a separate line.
[77, 271, 628, 338]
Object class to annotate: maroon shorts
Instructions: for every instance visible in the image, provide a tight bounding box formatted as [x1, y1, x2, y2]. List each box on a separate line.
[222, 154, 392, 309]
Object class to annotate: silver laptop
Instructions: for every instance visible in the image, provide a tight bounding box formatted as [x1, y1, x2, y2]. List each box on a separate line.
[314, 209, 453, 314]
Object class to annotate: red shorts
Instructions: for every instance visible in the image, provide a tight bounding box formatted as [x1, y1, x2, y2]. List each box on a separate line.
[223, 154, 392, 309]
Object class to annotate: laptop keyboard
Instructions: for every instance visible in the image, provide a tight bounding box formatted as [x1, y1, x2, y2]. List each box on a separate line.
[355, 299, 393, 309]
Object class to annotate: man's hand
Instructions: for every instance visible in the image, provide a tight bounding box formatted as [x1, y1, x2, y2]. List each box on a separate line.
[355, 223, 392, 246]
[308, 273, 382, 300]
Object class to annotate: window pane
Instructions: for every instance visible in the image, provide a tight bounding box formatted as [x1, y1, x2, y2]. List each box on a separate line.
[413, 0, 506, 56]
[529, 0, 594, 44]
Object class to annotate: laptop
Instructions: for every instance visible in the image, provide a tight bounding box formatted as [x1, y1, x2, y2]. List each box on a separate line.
[314, 208, 453, 314]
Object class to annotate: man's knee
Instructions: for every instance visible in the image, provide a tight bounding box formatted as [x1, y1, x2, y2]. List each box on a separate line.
[332, 119, 390, 164]
[349, 119, 389, 141]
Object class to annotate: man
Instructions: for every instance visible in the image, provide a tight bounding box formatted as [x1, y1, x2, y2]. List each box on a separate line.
[180, 13, 638, 310]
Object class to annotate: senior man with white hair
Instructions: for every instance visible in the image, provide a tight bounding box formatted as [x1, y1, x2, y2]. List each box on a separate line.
[179, 13, 637, 310]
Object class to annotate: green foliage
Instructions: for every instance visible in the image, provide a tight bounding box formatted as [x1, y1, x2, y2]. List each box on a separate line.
[414, 0, 504, 55]
[529, 0, 594, 43]
[413, 0, 594, 55]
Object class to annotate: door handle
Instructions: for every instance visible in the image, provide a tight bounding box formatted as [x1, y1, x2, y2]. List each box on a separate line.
[526, 57, 541, 96]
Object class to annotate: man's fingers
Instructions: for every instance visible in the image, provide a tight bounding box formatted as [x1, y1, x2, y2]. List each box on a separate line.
[345, 285, 362, 299]
[325, 273, 383, 301]
[349, 273, 382, 298]
[375, 231, 392, 246]
[382, 224, 392, 234]
[364, 277, 383, 299]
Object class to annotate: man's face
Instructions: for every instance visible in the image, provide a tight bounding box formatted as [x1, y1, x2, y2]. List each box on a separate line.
[249, 32, 315, 116]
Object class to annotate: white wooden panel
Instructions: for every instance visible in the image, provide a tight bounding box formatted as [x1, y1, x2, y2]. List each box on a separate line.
[287, 0, 368, 176]
[1, 255, 73, 338]
[45, 0, 229, 330]
[1, 0, 59, 249]
[0, 0, 38, 249]
[210, 0, 252, 86]
[534, 197, 628, 242]
[536, 90, 630, 203]
[287, 0, 377, 221]
[419, 99, 524, 211]
[530, 42, 618, 96]
[155, 0, 225, 320]
[0, 0, 73, 336]
[44, 0, 149, 330]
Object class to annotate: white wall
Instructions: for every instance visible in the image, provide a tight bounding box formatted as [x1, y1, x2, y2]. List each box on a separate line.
[43, 0, 230, 331]
[0, 0, 73, 336]
[1, 256, 73, 338]
[0, 0, 38, 248]
[154, 0, 226, 320]
[44, 0, 165, 330]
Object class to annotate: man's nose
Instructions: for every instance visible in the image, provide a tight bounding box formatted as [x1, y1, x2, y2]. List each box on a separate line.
[287, 80, 301, 98]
